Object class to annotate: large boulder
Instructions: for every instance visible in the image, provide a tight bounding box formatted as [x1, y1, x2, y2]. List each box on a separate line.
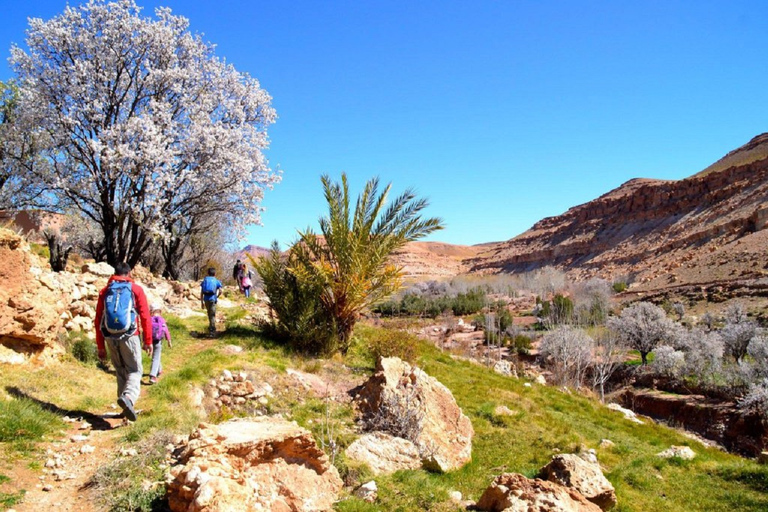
[167, 418, 343, 512]
[476, 473, 602, 512]
[344, 432, 422, 475]
[355, 357, 474, 472]
[541, 454, 616, 510]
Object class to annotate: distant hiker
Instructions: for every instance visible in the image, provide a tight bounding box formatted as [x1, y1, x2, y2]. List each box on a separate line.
[95, 262, 152, 422]
[232, 259, 243, 289]
[240, 263, 254, 298]
[148, 303, 172, 384]
[201, 268, 223, 334]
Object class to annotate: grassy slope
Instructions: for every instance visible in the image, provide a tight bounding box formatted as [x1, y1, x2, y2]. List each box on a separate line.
[1, 308, 768, 511]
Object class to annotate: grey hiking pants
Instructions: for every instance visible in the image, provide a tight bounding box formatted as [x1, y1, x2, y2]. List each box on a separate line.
[106, 333, 143, 406]
[204, 300, 217, 332]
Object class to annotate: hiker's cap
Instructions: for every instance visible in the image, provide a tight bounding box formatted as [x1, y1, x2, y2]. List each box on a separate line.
[150, 303, 162, 312]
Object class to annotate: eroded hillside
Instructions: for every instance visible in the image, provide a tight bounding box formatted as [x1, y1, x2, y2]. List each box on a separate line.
[460, 134, 768, 297]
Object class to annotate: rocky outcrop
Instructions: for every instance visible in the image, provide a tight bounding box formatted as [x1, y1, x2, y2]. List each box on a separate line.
[0, 229, 66, 363]
[541, 454, 616, 510]
[344, 432, 422, 475]
[355, 357, 474, 472]
[167, 418, 343, 512]
[0, 226, 223, 364]
[476, 472, 602, 512]
[464, 134, 768, 295]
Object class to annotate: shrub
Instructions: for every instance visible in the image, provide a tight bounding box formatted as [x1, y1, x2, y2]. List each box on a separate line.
[253, 242, 338, 354]
[365, 329, 418, 364]
[510, 334, 532, 355]
[69, 336, 99, 365]
[612, 281, 628, 293]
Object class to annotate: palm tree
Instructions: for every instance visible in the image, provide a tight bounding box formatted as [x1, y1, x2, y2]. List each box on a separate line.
[293, 173, 443, 353]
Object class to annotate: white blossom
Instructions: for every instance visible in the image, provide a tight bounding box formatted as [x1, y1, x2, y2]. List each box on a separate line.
[9, 0, 279, 264]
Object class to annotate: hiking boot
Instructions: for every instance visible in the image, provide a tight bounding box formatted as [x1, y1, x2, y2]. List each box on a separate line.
[149, 376, 158, 384]
[117, 395, 137, 422]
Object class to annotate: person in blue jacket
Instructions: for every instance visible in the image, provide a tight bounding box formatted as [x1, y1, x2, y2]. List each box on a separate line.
[200, 268, 223, 334]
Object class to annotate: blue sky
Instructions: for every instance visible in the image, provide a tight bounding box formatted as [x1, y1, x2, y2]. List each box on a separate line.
[1, 1, 767, 248]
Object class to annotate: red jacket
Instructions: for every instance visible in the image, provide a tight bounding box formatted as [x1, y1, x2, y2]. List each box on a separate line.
[95, 275, 152, 351]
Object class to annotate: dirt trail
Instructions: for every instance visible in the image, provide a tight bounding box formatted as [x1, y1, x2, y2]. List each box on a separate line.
[4, 334, 220, 511]
[8, 412, 127, 512]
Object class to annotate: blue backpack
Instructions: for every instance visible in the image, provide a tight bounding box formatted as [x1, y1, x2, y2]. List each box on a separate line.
[201, 276, 218, 299]
[101, 281, 136, 335]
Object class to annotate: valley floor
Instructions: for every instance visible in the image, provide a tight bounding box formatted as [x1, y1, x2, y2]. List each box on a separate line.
[2, 304, 768, 512]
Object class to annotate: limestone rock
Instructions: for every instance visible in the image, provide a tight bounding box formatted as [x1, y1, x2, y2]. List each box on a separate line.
[353, 480, 377, 503]
[0, 228, 65, 363]
[607, 403, 643, 424]
[477, 472, 602, 512]
[355, 357, 474, 472]
[656, 446, 695, 460]
[81, 261, 115, 277]
[345, 432, 421, 475]
[167, 417, 343, 512]
[541, 454, 616, 510]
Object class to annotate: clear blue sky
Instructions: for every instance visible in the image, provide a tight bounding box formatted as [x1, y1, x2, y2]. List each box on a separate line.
[2, 1, 767, 249]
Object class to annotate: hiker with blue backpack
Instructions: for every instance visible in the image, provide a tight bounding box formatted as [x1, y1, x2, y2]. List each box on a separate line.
[149, 303, 172, 384]
[201, 267, 223, 335]
[95, 262, 152, 422]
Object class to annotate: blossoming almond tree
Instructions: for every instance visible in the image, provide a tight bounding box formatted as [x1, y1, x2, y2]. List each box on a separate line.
[10, 0, 279, 266]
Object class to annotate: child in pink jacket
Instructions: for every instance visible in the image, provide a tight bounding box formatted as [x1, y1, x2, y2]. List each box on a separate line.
[149, 304, 172, 383]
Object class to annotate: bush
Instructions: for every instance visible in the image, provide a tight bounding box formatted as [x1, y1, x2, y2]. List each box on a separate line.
[365, 329, 419, 364]
[612, 281, 628, 293]
[510, 334, 532, 355]
[69, 336, 99, 365]
[253, 243, 338, 354]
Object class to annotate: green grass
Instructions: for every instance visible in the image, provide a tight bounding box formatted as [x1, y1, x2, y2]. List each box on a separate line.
[332, 331, 768, 511]
[4, 301, 768, 512]
[0, 397, 65, 453]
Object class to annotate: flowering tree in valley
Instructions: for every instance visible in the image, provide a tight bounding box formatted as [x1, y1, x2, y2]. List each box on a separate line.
[9, 0, 279, 266]
[607, 301, 675, 365]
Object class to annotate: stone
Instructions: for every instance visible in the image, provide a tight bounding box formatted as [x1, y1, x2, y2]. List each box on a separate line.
[345, 432, 422, 475]
[353, 480, 377, 503]
[494, 405, 516, 416]
[476, 472, 602, 512]
[355, 357, 474, 473]
[656, 446, 696, 460]
[607, 403, 643, 424]
[449, 490, 463, 502]
[167, 417, 343, 512]
[221, 369, 233, 381]
[541, 454, 617, 510]
[493, 360, 515, 377]
[579, 449, 598, 465]
[80, 445, 96, 454]
[598, 439, 615, 449]
[81, 261, 115, 277]
[535, 374, 547, 385]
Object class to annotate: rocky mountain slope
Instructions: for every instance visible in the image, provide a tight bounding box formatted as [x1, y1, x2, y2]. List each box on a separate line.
[459, 134, 768, 297]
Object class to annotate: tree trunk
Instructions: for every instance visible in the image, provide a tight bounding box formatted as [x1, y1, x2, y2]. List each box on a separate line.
[640, 350, 649, 365]
[43, 231, 72, 272]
